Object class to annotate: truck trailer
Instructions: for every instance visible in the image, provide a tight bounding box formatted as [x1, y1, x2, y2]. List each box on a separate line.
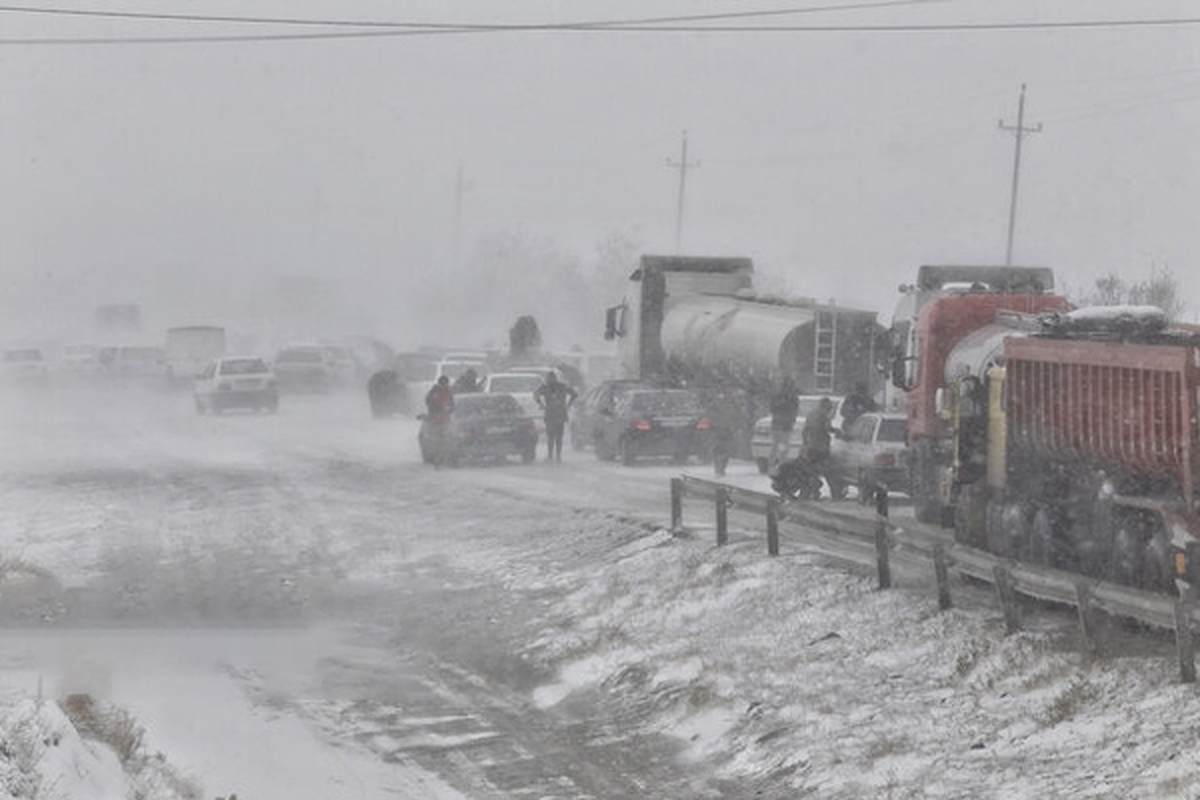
[605, 255, 883, 397]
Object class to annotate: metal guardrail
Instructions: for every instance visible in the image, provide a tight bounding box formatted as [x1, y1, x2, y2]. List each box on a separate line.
[670, 474, 1198, 684]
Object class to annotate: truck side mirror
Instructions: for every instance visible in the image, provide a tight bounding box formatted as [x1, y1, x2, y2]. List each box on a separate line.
[890, 352, 916, 392]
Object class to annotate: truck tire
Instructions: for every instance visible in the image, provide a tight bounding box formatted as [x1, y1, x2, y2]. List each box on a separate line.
[912, 440, 943, 524]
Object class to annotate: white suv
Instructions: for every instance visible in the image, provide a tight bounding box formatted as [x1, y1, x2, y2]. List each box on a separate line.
[194, 357, 278, 414]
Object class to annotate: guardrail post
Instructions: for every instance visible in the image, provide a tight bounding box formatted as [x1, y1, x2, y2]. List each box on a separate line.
[1074, 580, 1096, 654]
[1174, 597, 1196, 683]
[715, 487, 728, 547]
[670, 478, 683, 532]
[874, 487, 891, 589]
[766, 498, 780, 557]
[993, 565, 1020, 634]
[933, 543, 952, 610]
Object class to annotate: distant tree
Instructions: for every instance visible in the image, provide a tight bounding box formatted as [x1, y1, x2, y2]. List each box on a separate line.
[1072, 264, 1185, 321]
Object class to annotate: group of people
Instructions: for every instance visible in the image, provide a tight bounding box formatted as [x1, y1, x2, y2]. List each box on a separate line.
[423, 369, 578, 467]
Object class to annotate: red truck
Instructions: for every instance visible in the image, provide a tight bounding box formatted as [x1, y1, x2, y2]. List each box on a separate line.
[892, 266, 1200, 593]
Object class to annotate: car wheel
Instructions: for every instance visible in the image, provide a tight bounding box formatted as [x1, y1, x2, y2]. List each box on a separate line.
[570, 427, 585, 451]
[521, 449, 535, 464]
[194, 397, 206, 415]
[755, 457, 769, 475]
[619, 437, 635, 466]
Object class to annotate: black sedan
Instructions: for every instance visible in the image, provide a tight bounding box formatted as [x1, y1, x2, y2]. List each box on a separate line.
[594, 388, 711, 465]
[419, 392, 538, 466]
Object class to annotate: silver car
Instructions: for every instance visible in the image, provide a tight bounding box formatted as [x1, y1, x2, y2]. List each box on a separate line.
[828, 412, 910, 503]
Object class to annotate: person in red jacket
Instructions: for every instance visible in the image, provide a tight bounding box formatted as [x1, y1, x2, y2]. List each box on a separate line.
[424, 376, 455, 467]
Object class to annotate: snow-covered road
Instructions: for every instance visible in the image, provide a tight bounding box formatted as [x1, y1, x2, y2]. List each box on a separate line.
[0, 383, 725, 798]
[6, 381, 1200, 799]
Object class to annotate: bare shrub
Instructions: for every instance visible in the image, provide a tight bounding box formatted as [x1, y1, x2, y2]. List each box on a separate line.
[59, 693, 144, 764]
[1041, 677, 1099, 727]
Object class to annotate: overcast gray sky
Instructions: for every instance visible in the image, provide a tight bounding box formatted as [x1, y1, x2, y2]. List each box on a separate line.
[2, 0, 1198, 348]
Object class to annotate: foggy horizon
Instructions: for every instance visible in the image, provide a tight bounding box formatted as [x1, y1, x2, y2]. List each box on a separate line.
[3, 0, 1199, 349]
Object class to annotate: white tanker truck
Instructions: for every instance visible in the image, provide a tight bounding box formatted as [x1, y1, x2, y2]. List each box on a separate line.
[604, 254, 885, 411]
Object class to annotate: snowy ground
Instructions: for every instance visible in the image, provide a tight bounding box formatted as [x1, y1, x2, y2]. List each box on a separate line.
[1, 381, 1199, 798]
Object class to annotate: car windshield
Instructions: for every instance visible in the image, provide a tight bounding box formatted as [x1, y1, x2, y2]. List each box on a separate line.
[627, 391, 702, 415]
[456, 394, 522, 417]
[277, 349, 324, 364]
[218, 358, 269, 376]
[488, 375, 542, 393]
[878, 418, 907, 442]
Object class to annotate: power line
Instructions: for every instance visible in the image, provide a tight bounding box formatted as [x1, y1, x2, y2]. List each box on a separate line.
[3, 6, 1200, 46]
[0, 1, 950, 30]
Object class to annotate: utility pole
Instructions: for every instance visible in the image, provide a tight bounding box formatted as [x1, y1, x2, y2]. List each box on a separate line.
[665, 130, 699, 254]
[998, 84, 1042, 266]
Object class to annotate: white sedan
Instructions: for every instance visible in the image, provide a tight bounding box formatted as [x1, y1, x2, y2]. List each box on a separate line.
[482, 372, 545, 421]
[194, 356, 279, 414]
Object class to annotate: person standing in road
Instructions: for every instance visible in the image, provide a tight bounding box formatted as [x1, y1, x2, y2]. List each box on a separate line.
[707, 385, 747, 478]
[801, 396, 842, 498]
[768, 376, 799, 473]
[534, 371, 577, 462]
[424, 376, 455, 468]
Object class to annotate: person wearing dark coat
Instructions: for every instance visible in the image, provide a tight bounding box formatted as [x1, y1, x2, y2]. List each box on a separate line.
[707, 386, 747, 477]
[800, 396, 843, 498]
[533, 371, 577, 462]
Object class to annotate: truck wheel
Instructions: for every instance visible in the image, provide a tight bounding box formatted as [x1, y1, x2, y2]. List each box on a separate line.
[619, 437, 636, 466]
[912, 441, 943, 524]
[755, 458, 769, 475]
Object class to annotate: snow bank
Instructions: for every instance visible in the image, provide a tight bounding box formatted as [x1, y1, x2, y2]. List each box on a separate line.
[513, 523, 1200, 798]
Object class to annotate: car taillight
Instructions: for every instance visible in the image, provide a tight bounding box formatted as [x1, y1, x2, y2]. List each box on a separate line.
[874, 453, 895, 467]
[522, 423, 536, 435]
[460, 428, 474, 440]
[754, 423, 770, 436]
[634, 419, 652, 432]
[696, 418, 711, 430]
